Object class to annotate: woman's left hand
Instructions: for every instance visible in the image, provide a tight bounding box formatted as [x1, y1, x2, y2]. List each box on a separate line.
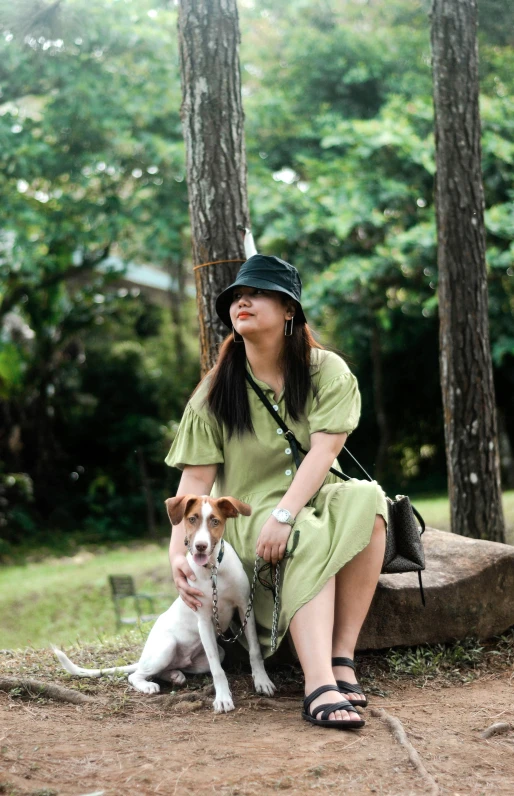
[256, 516, 292, 565]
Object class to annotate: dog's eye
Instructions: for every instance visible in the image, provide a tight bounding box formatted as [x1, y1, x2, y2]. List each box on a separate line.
[211, 518, 220, 526]
[188, 516, 196, 524]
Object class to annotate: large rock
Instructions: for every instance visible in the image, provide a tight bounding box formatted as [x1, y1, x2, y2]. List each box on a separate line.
[223, 528, 514, 667]
[358, 528, 514, 650]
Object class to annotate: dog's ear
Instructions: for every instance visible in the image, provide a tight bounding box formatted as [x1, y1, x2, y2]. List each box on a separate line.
[165, 495, 198, 526]
[216, 497, 252, 518]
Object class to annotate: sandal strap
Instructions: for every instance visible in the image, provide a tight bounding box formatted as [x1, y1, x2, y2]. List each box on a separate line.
[336, 679, 365, 696]
[332, 656, 355, 670]
[312, 700, 358, 722]
[303, 684, 341, 712]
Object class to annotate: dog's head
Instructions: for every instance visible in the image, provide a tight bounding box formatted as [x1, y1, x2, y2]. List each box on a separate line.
[165, 495, 252, 567]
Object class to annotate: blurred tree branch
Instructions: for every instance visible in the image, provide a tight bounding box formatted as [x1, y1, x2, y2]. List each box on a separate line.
[0, 246, 111, 321]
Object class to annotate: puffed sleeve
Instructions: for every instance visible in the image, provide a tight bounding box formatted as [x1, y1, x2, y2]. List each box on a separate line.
[308, 372, 361, 436]
[165, 402, 224, 471]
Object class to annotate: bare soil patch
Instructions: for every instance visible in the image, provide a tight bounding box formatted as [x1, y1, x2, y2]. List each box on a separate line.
[1, 644, 513, 796]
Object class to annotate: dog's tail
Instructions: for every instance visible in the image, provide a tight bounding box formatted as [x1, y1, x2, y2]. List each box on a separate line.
[51, 645, 138, 678]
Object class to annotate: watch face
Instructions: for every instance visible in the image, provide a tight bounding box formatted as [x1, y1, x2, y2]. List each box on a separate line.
[276, 509, 290, 522]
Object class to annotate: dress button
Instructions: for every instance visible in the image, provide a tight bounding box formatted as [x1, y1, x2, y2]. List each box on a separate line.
[277, 429, 283, 435]
[285, 469, 292, 476]
[285, 447, 291, 455]
[273, 404, 279, 411]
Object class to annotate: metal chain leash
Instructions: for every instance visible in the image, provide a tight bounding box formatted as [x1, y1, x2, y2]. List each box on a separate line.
[270, 562, 281, 654]
[211, 555, 260, 643]
[211, 555, 282, 651]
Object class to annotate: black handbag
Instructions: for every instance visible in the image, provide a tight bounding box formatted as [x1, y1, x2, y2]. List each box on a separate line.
[246, 372, 426, 606]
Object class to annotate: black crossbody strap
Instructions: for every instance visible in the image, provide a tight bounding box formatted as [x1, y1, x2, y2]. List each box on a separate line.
[246, 373, 426, 606]
[245, 371, 368, 482]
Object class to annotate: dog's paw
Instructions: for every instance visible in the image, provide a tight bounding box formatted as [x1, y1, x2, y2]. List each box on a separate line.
[253, 673, 276, 697]
[128, 674, 160, 695]
[213, 694, 235, 713]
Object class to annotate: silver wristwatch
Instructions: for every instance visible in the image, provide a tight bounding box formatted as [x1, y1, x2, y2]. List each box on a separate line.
[271, 508, 295, 527]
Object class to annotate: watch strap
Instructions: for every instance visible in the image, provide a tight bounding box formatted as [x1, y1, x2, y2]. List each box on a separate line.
[272, 508, 295, 526]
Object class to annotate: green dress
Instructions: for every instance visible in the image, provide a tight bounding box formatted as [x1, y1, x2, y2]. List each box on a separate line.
[165, 348, 388, 659]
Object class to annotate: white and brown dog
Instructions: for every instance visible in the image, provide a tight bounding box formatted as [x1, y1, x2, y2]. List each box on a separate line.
[52, 495, 275, 713]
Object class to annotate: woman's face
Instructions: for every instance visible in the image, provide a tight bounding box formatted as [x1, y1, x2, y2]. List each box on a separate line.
[229, 286, 294, 338]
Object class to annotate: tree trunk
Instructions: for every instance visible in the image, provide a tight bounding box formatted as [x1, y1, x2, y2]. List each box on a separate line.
[430, 0, 505, 541]
[178, 0, 250, 375]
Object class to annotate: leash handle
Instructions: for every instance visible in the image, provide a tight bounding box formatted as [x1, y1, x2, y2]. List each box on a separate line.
[245, 371, 370, 482]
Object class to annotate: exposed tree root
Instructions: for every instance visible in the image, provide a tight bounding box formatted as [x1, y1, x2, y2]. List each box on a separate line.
[480, 721, 512, 739]
[371, 707, 439, 795]
[245, 696, 297, 710]
[149, 686, 291, 712]
[0, 676, 99, 705]
[150, 688, 212, 710]
[171, 699, 205, 713]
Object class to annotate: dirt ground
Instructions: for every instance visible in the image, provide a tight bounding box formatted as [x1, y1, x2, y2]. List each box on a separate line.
[1, 646, 513, 796]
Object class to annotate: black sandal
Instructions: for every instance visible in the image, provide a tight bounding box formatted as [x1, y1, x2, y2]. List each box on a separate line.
[332, 657, 368, 708]
[302, 685, 365, 730]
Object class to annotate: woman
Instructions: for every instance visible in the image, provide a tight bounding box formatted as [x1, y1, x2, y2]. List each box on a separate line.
[165, 254, 388, 730]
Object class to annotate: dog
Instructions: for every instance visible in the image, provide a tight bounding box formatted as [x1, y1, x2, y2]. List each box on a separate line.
[52, 494, 276, 713]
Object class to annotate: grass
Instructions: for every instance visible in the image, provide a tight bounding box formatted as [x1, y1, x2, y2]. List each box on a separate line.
[386, 627, 514, 679]
[0, 542, 177, 650]
[0, 491, 513, 651]
[358, 628, 514, 691]
[410, 489, 514, 544]
[1, 626, 512, 704]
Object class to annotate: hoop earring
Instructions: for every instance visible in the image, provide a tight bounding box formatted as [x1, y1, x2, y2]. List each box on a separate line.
[232, 326, 244, 343]
[284, 317, 294, 337]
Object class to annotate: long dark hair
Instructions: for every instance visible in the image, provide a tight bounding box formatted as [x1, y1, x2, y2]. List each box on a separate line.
[206, 316, 324, 438]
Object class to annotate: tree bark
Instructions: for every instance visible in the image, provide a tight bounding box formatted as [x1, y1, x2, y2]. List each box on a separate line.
[430, 0, 505, 541]
[178, 0, 250, 374]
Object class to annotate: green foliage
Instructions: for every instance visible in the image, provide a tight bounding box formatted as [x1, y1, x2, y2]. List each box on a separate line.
[386, 639, 485, 679]
[380, 626, 514, 683]
[0, 343, 25, 398]
[241, 0, 514, 490]
[0, 470, 35, 556]
[0, 0, 513, 547]
[0, 0, 199, 545]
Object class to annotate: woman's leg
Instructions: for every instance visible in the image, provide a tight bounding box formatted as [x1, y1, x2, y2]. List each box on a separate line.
[332, 513, 387, 700]
[289, 577, 360, 722]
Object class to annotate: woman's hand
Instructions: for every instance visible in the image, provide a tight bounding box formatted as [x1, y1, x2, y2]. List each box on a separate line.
[256, 516, 292, 565]
[171, 554, 205, 611]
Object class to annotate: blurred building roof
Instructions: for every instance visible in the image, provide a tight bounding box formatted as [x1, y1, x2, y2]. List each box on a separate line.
[95, 256, 194, 305]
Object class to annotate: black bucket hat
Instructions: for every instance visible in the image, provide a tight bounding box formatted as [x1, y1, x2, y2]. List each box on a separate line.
[215, 254, 307, 330]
